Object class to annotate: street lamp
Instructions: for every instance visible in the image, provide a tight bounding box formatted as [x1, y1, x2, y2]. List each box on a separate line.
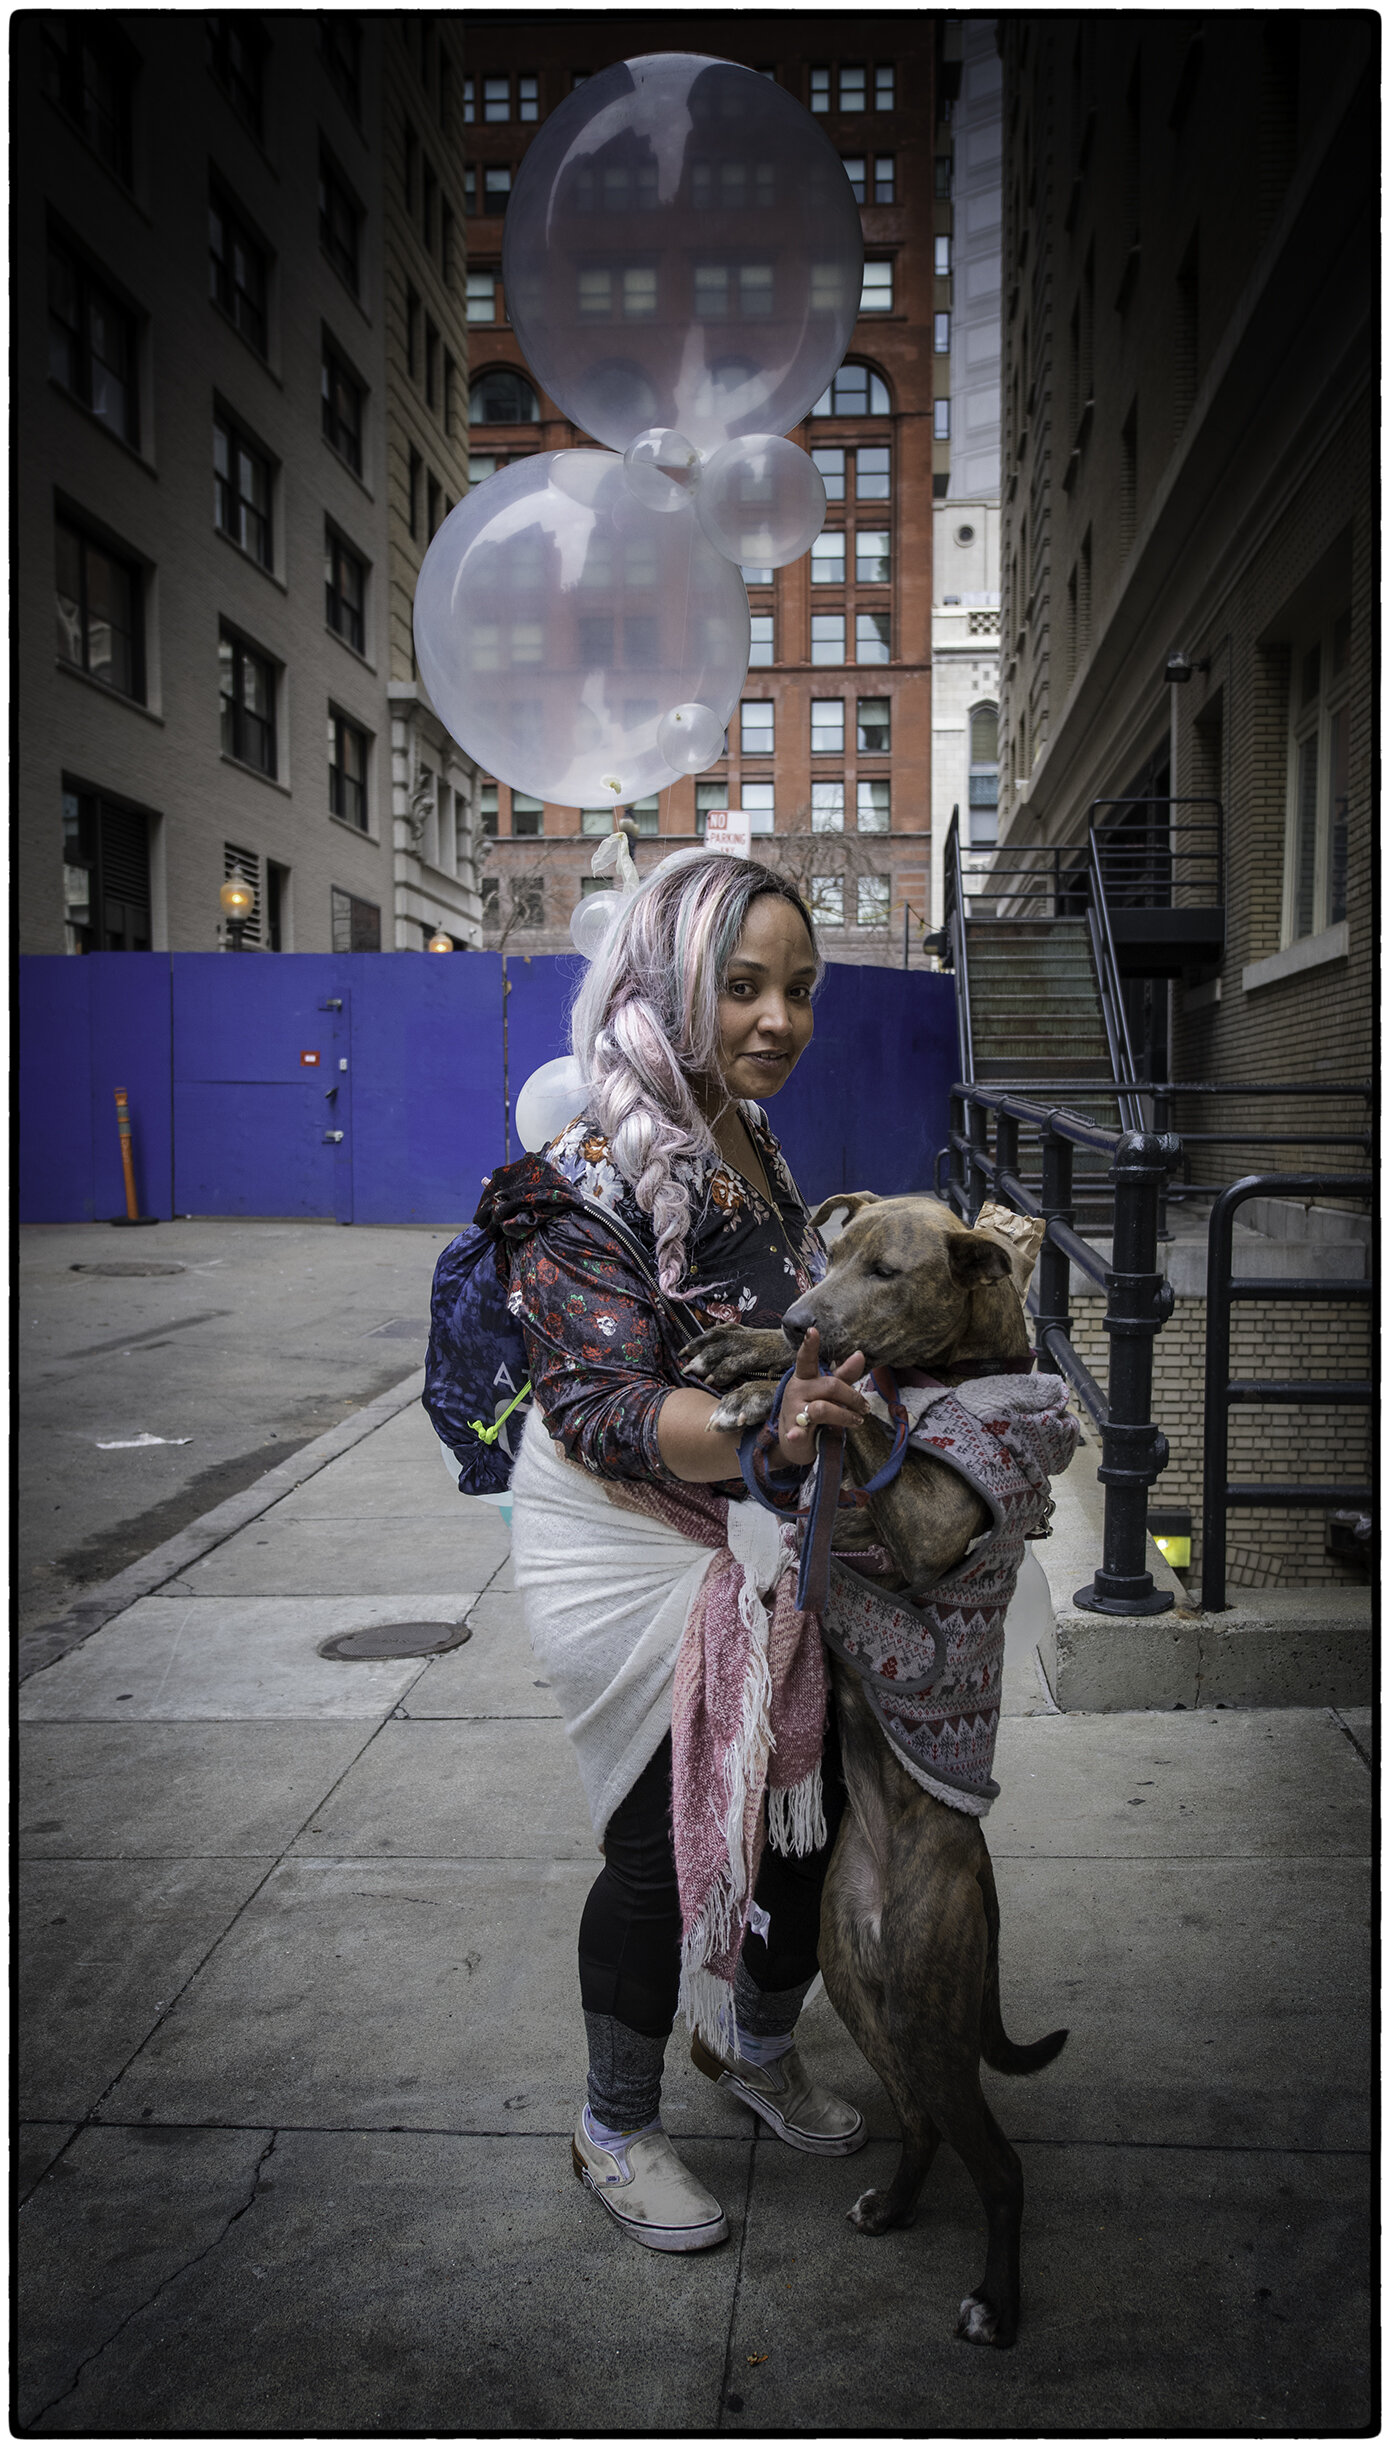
[219, 870, 255, 950]
[427, 930, 454, 952]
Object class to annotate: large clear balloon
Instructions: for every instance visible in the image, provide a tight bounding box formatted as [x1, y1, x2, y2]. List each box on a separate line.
[413, 452, 750, 807]
[515, 1056, 590, 1153]
[502, 55, 864, 455]
[569, 889, 620, 960]
[694, 435, 826, 568]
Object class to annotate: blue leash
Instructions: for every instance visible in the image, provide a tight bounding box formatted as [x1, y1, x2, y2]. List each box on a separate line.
[739, 1364, 916, 1615]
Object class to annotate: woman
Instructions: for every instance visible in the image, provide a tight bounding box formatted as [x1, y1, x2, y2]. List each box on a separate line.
[494, 849, 872, 2255]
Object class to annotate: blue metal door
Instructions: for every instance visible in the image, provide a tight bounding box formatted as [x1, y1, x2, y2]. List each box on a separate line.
[171, 956, 354, 1219]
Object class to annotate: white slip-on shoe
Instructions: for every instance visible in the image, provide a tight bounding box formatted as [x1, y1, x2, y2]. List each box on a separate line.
[691, 2035, 868, 2156]
[571, 2112, 729, 2253]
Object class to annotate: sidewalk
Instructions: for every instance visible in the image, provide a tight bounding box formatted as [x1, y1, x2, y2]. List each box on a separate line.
[16, 1387, 1373, 2435]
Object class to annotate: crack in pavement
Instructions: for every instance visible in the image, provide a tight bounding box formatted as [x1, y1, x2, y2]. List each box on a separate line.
[21, 2128, 280, 2430]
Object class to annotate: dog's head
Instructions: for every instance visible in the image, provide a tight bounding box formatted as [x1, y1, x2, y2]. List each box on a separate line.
[784, 1193, 1024, 1371]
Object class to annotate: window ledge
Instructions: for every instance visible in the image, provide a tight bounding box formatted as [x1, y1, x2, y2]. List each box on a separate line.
[325, 623, 377, 672]
[216, 525, 287, 591]
[329, 809, 380, 844]
[221, 750, 291, 796]
[47, 380, 156, 475]
[56, 660, 163, 722]
[1243, 921, 1348, 994]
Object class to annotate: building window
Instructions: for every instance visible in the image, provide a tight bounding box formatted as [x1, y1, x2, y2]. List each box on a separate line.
[839, 65, 866, 112]
[857, 696, 890, 754]
[425, 317, 440, 409]
[62, 786, 151, 953]
[842, 155, 866, 202]
[207, 14, 267, 139]
[1284, 611, 1351, 941]
[968, 701, 999, 846]
[404, 118, 418, 213]
[214, 411, 273, 566]
[811, 612, 845, 666]
[811, 699, 844, 755]
[319, 147, 362, 292]
[810, 66, 830, 112]
[694, 780, 723, 839]
[935, 153, 952, 198]
[48, 235, 139, 445]
[444, 352, 458, 437]
[325, 527, 366, 651]
[483, 74, 509, 122]
[811, 531, 846, 584]
[511, 791, 544, 836]
[934, 234, 952, 277]
[857, 875, 890, 926]
[320, 14, 361, 117]
[55, 515, 143, 700]
[41, 17, 135, 183]
[482, 164, 512, 215]
[462, 73, 475, 122]
[321, 339, 363, 473]
[405, 285, 420, 377]
[219, 629, 277, 775]
[934, 398, 951, 440]
[210, 189, 269, 356]
[442, 201, 456, 287]
[741, 562, 774, 587]
[811, 876, 844, 926]
[427, 472, 442, 536]
[328, 708, 368, 828]
[507, 874, 545, 927]
[874, 64, 895, 110]
[469, 367, 539, 425]
[519, 73, 539, 121]
[934, 311, 951, 353]
[620, 795, 659, 837]
[466, 268, 498, 322]
[422, 157, 438, 250]
[748, 613, 775, 668]
[580, 806, 616, 836]
[331, 886, 381, 951]
[855, 529, 891, 583]
[857, 779, 891, 832]
[266, 859, 289, 951]
[813, 447, 845, 500]
[856, 445, 890, 499]
[478, 781, 499, 836]
[408, 445, 422, 539]
[463, 166, 475, 214]
[861, 261, 893, 313]
[873, 154, 895, 203]
[740, 700, 774, 756]
[856, 611, 890, 664]
[741, 782, 775, 834]
[812, 362, 891, 416]
[812, 781, 844, 831]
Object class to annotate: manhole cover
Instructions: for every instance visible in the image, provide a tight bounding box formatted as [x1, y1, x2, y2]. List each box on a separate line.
[318, 1622, 472, 1662]
[71, 1261, 187, 1278]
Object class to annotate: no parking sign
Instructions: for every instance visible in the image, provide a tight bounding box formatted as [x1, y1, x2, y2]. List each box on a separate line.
[702, 808, 752, 860]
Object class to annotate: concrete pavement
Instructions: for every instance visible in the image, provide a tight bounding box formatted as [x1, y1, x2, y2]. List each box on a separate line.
[16, 1388, 1374, 2434]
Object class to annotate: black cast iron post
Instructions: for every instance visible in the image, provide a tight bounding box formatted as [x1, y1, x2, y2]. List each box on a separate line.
[967, 1098, 990, 1219]
[948, 1091, 968, 1218]
[1074, 1129, 1181, 1614]
[1034, 1120, 1074, 1358]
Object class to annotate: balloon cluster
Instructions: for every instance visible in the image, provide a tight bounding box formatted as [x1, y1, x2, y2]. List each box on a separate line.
[414, 53, 862, 814]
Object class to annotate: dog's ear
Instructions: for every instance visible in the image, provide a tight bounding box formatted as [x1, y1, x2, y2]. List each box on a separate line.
[810, 1191, 881, 1229]
[948, 1228, 1013, 1290]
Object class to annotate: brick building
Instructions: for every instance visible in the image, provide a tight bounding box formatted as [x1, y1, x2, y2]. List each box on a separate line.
[14, 11, 474, 958]
[457, 13, 941, 959]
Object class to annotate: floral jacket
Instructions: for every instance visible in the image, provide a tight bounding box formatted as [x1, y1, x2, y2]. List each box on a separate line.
[486, 1109, 826, 1487]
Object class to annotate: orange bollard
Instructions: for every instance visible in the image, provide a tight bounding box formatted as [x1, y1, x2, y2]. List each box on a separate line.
[111, 1086, 158, 1227]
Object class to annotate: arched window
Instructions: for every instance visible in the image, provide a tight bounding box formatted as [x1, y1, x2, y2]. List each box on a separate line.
[469, 367, 539, 425]
[812, 362, 892, 417]
[968, 701, 999, 848]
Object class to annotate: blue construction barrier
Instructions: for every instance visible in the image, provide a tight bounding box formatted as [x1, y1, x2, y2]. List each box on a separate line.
[19, 952, 955, 1225]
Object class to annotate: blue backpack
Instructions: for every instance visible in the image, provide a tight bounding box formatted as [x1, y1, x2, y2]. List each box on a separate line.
[423, 1170, 703, 1497]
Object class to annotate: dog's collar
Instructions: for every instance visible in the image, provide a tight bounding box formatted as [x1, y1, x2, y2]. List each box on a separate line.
[894, 1353, 1037, 1389]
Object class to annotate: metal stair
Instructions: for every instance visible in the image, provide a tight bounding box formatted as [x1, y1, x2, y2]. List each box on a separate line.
[965, 917, 1120, 1226]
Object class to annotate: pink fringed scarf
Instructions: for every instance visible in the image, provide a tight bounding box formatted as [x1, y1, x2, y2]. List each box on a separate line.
[607, 1478, 828, 2051]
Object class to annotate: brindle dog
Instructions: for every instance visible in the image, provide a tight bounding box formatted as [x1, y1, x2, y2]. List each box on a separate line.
[681, 1192, 1068, 2349]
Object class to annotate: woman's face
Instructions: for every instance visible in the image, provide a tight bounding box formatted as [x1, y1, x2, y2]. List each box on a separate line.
[714, 895, 817, 1103]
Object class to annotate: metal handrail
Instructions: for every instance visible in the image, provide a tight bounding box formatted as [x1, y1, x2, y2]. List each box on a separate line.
[1086, 824, 1144, 1131]
[943, 807, 975, 1084]
[1200, 1172, 1373, 1610]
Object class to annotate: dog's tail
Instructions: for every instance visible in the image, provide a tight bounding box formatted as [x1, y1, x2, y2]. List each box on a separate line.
[976, 1851, 1070, 2076]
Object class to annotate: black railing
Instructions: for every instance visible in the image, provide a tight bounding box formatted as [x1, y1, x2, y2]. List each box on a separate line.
[1201, 1173, 1373, 1611]
[1089, 797, 1223, 910]
[1085, 825, 1144, 1129]
[941, 808, 975, 1084]
[943, 1084, 1373, 1617]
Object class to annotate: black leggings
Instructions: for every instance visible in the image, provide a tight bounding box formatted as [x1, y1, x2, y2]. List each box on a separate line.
[577, 1705, 847, 2038]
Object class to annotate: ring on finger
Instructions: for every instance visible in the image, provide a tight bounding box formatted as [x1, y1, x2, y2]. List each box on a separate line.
[795, 1406, 811, 1428]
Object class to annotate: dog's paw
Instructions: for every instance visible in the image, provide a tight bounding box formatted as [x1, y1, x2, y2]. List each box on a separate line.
[956, 2293, 1014, 2349]
[847, 2187, 913, 2236]
[707, 1379, 780, 1434]
[680, 1325, 788, 1391]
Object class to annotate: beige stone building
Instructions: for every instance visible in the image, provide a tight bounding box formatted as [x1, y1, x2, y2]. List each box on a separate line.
[15, 11, 476, 958]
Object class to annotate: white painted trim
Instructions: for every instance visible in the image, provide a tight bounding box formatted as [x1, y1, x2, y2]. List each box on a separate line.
[1242, 920, 1348, 994]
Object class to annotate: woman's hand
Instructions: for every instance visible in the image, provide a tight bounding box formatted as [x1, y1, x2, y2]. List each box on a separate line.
[773, 1327, 870, 1470]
